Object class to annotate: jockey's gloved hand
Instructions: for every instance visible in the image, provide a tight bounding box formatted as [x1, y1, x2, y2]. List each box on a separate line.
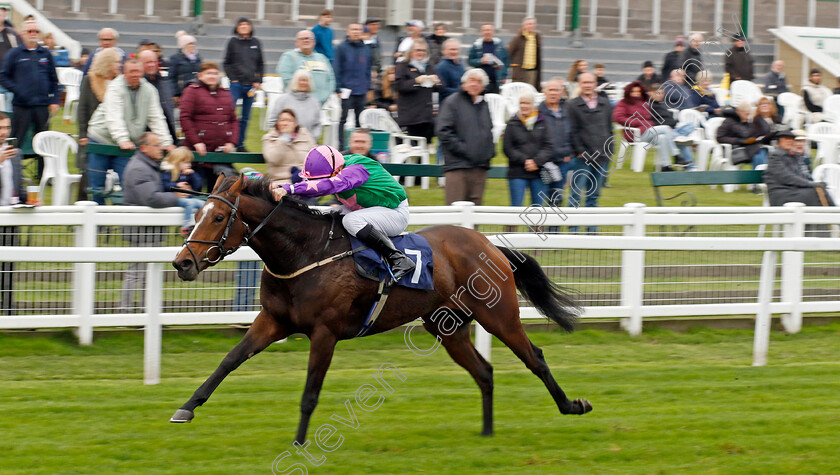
[271, 185, 288, 200]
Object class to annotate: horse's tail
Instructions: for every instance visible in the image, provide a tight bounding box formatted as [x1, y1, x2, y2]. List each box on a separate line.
[496, 246, 580, 333]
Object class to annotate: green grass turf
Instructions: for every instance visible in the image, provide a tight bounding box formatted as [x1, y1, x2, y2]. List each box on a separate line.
[1, 323, 838, 474]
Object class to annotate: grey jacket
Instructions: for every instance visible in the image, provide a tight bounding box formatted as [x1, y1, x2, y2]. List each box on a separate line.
[764, 147, 823, 207]
[122, 150, 179, 208]
[436, 90, 495, 171]
[0, 150, 25, 205]
[566, 94, 614, 163]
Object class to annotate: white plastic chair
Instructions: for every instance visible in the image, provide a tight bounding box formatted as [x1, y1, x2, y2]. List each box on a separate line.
[358, 108, 430, 189]
[32, 131, 81, 206]
[484, 93, 509, 143]
[257, 76, 284, 131]
[729, 80, 763, 108]
[712, 87, 729, 107]
[700, 117, 739, 191]
[778, 92, 807, 130]
[58, 68, 83, 123]
[500, 81, 538, 116]
[677, 109, 708, 143]
[821, 94, 840, 123]
[806, 121, 840, 167]
[813, 163, 840, 203]
[320, 94, 342, 147]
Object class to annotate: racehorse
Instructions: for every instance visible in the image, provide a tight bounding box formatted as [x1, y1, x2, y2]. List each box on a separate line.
[170, 175, 592, 443]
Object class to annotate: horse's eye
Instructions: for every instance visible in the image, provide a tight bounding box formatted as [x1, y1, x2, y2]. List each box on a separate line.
[214, 214, 224, 223]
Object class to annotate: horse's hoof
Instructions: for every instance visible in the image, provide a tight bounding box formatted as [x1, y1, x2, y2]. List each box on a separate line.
[575, 398, 593, 414]
[170, 409, 194, 423]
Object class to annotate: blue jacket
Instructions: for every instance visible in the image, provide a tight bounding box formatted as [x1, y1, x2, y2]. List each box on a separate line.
[0, 45, 59, 107]
[467, 37, 509, 82]
[435, 58, 465, 102]
[333, 38, 371, 95]
[538, 101, 572, 160]
[688, 87, 721, 116]
[161, 169, 203, 193]
[312, 24, 334, 62]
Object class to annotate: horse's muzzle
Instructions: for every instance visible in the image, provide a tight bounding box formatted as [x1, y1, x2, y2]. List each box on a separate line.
[173, 258, 198, 281]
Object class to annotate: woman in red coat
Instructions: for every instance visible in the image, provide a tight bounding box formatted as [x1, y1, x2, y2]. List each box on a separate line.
[178, 61, 239, 189]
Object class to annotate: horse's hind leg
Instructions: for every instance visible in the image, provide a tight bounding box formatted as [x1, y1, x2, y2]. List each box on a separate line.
[170, 311, 291, 423]
[473, 305, 592, 416]
[422, 319, 495, 436]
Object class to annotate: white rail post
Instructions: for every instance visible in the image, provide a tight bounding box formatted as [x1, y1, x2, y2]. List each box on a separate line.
[36, 0, 44, 11]
[462, 0, 471, 29]
[683, 0, 692, 36]
[454, 201, 491, 360]
[256, 0, 265, 20]
[753, 250, 778, 367]
[109, 0, 118, 15]
[652, 0, 660, 36]
[714, 0, 723, 36]
[588, 0, 598, 33]
[619, 0, 628, 35]
[426, 0, 434, 28]
[144, 262, 164, 385]
[218, 0, 226, 19]
[620, 203, 646, 336]
[73, 202, 98, 345]
[145, 0, 154, 16]
[808, 0, 816, 27]
[73, 0, 81, 13]
[291, 0, 300, 22]
[781, 202, 805, 333]
[359, 0, 368, 23]
[181, 0, 189, 17]
[495, 0, 504, 29]
[777, 0, 784, 27]
[326, 0, 334, 10]
[557, 0, 566, 31]
[527, 0, 535, 18]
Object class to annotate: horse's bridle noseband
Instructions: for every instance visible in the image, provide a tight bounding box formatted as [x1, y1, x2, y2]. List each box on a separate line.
[182, 194, 251, 268]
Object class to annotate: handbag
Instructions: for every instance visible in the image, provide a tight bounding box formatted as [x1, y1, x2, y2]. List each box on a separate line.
[731, 147, 751, 165]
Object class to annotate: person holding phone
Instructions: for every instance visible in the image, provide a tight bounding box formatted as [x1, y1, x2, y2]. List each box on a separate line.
[0, 112, 26, 315]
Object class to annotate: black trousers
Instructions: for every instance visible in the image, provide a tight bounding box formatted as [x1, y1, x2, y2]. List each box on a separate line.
[12, 105, 51, 179]
[0, 226, 18, 315]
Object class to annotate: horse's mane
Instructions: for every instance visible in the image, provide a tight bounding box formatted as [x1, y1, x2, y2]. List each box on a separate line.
[219, 175, 327, 219]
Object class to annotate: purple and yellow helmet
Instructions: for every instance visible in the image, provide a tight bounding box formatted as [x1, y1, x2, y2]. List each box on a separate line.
[300, 145, 345, 179]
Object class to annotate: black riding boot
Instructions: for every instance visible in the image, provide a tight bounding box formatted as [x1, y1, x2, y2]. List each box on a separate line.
[356, 224, 416, 283]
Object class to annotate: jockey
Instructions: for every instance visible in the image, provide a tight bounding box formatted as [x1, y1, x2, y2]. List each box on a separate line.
[271, 145, 416, 283]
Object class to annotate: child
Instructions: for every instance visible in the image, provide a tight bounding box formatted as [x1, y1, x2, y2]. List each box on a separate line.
[162, 147, 204, 235]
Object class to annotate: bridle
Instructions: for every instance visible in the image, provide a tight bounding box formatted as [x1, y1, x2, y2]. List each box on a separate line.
[181, 192, 283, 270]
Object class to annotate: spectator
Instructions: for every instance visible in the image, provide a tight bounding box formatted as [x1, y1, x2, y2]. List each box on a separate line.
[168, 34, 202, 101]
[0, 20, 59, 180]
[661, 37, 685, 78]
[436, 38, 465, 104]
[139, 50, 178, 145]
[508, 17, 542, 91]
[754, 96, 782, 137]
[262, 108, 315, 182]
[716, 103, 768, 169]
[179, 62, 238, 189]
[86, 58, 174, 204]
[725, 33, 753, 82]
[613, 81, 689, 172]
[83, 28, 126, 74]
[793, 129, 812, 172]
[266, 69, 322, 139]
[566, 72, 613, 231]
[427, 23, 448, 69]
[436, 68, 494, 205]
[120, 132, 181, 311]
[223, 17, 263, 151]
[0, 6, 20, 111]
[395, 39, 438, 142]
[764, 129, 834, 207]
[363, 18, 382, 77]
[371, 65, 397, 112]
[504, 90, 552, 206]
[334, 23, 371, 150]
[538, 78, 572, 206]
[343, 127, 376, 160]
[73, 48, 90, 71]
[136, 38, 159, 56]
[567, 59, 588, 84]
[648, 86, 696, 169]
[77, 47, 121, 201]
[395, 20, 426, 62]
[160, 146, 204, 235]
[762, 60, 788, 97]
[42, 32, 62, 51]
[312, 9, 334, 62]
[468, 23, 508, 95]
[277, 29, 336, 105]
[679, 33, 704, 73]
[802, 68, 831, 123]
[637, 60, 664, 91]
[688, 70, 722, 116]
[0, 112, 25, 315]
[662, 69, 692, 111]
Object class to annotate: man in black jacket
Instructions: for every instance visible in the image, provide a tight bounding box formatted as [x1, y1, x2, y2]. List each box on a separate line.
[538, 78, 572, 206]
[436, 68, 495, 205]
[0, 20, 59, 179]
[139, 50, 178, 144]
[566, 73, 612, 232]
[0, 7, 20, 112]
[661, 37, 685, 78]
[725, 34, 753, 81]
[223, 17, 263, 151]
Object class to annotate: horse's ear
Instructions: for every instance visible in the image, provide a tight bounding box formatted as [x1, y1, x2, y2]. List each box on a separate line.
[212, 174, 226, 192]
[228, 174, 246, 194]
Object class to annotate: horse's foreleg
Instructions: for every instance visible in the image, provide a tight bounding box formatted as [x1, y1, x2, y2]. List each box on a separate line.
[295, 325, 337, 444]
[170, 311, 290, 423]
[423, 319, 495, 436]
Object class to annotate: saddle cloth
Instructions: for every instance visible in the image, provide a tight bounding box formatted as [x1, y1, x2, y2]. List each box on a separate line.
[349, 233, 434, 290]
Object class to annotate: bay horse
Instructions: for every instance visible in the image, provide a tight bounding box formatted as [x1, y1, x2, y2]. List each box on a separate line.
[170, 175, 592, 443]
